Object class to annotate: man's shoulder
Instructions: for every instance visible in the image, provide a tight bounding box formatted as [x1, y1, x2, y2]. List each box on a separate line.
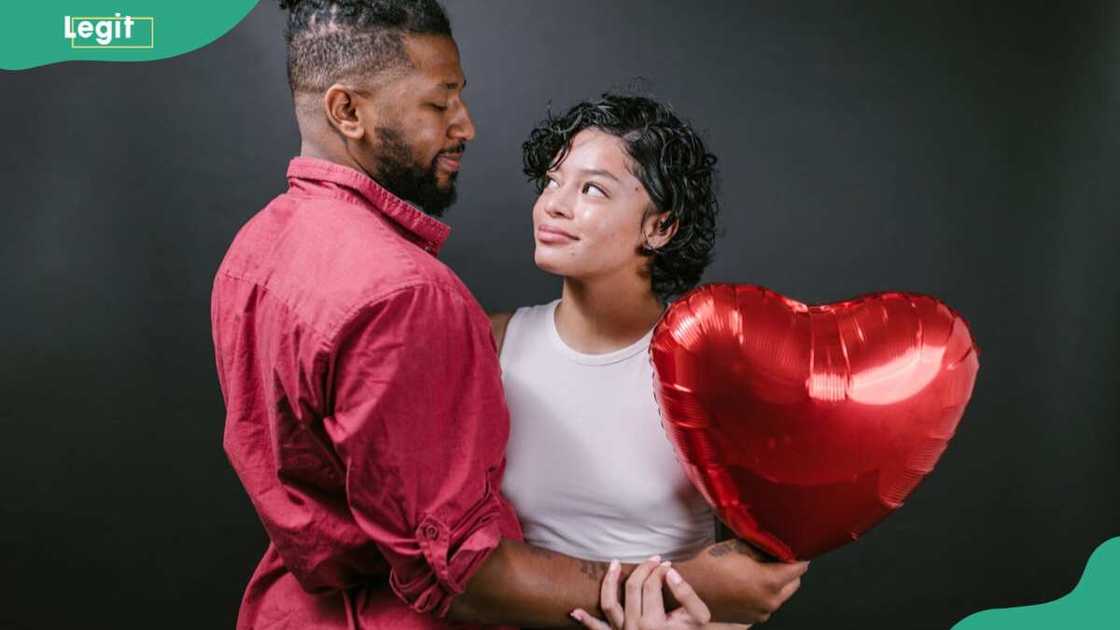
[215, 192, 473, 342]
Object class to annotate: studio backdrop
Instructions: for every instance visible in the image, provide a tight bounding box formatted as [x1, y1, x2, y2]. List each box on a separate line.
[1, 1, 1117, 628]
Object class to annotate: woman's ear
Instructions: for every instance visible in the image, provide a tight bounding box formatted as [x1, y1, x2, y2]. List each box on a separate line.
[643, 211, 679, 251]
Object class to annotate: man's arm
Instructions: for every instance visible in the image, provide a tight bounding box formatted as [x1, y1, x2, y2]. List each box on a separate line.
[449, 539, 616, 627]
[673, 539, 808, 624]
[325, 285, 533, 618]
[450, 539, 806, 627]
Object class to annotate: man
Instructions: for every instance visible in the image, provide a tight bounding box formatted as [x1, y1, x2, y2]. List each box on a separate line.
[211, 1, 806, 627]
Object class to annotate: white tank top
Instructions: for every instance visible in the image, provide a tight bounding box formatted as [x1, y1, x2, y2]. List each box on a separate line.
[499, 300, 714, 563]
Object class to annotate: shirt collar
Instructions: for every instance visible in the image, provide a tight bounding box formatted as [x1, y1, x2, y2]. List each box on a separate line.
[285, 156, 451, 255]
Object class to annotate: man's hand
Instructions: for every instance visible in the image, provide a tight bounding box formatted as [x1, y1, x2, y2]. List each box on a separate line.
[673, 539, 808, 625]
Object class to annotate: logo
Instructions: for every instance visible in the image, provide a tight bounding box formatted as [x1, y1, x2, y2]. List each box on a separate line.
[64, 13, 154, 49]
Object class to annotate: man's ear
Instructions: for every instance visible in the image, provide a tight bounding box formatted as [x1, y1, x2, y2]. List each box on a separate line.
[323, 84, 369, 140]
[644, 210, 679, 250]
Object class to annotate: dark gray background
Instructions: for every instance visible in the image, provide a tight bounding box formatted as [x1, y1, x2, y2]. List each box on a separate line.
[1, 1, 1117, 628]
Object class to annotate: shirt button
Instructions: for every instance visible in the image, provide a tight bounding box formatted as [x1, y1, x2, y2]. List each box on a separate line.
[422, 524, 440, 540]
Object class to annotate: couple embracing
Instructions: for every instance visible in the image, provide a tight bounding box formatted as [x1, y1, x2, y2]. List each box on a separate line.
[211, 1, 807, 628]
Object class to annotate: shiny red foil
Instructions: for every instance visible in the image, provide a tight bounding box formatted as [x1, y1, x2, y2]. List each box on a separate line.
[650, 284, 979, 561]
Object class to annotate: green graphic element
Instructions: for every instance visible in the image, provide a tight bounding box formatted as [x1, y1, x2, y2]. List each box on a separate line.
[953, 537, 1120, 629]
[1, 1, 259, 71]
[67, 15, 154, 49]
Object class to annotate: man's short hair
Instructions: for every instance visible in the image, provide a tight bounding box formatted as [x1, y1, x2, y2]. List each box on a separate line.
[278, 0, 452, 94]
[522, 93, 721, 303]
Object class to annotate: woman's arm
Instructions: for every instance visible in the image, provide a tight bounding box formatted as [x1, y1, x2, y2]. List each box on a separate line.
[488, 311, 513, 354]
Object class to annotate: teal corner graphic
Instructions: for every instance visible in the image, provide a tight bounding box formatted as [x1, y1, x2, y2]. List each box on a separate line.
[953, 537, 1120, 629]
[1, 2, 260, 71]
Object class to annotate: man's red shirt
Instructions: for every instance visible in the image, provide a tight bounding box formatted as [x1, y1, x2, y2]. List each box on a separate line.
[211, 156, 521, 629]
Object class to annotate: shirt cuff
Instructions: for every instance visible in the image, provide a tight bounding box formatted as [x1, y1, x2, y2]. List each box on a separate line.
[388, 486, 512, 617]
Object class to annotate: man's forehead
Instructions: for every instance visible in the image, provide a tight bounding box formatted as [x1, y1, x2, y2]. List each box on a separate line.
[403, 34, 465, 88]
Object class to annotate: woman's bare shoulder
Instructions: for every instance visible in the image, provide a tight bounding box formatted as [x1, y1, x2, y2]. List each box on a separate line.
[487, 311, 514, 354]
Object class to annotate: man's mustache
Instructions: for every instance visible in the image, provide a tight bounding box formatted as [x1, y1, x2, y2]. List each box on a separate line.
[438, 143, 467, 158]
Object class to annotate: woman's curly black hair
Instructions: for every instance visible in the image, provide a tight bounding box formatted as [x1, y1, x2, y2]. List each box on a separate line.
[522, 93, 720, 303]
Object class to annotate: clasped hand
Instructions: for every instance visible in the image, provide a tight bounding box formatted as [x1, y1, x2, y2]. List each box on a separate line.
[571, 556, 710, 630]
[570, 540, 808, 629]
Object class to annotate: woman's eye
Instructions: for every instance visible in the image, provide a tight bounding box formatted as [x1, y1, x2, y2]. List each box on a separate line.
[545, 177, 559, 189]
[582, 182, 607, 198]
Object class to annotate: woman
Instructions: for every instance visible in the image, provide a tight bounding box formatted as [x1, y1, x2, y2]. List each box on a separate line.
[490, 94, 786, 629]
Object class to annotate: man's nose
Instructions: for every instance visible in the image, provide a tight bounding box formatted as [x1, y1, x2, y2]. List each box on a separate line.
[450, 100, 476, 143]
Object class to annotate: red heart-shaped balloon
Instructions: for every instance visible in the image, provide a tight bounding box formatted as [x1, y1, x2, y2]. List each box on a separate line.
[650, 284, 979, 561]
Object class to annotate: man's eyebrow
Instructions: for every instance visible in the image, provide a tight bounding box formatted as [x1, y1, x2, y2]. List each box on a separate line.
[578, 168, 620, 182]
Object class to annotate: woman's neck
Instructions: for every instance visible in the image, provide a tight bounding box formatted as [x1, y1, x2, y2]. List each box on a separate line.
[555, 273, 664, 354]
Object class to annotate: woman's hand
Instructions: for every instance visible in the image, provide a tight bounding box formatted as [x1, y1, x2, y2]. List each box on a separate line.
[570, 555, 712, 630]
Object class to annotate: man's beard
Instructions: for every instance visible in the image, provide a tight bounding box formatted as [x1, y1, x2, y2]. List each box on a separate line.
[371, 126, 460, 218]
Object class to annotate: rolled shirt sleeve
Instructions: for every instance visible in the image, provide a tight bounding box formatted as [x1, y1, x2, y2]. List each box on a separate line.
[323, 281, 522, 617]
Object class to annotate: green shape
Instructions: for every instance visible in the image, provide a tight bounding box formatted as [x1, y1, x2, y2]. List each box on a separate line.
[1, 1, 259, 71]
[953, 537, 1120, 629]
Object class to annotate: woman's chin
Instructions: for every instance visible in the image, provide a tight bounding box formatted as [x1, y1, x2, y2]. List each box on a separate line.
[533, 250, 571, 277]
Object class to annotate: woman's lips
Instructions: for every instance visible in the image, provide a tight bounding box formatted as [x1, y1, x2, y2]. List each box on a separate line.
[537, 224, 578, 244]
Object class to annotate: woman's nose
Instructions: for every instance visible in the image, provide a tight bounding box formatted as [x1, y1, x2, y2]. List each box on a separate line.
[544, 188, 574, 219]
